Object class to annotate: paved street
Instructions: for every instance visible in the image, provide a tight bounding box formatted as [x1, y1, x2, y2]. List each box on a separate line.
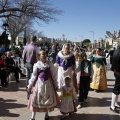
[0, 63, 120, 120]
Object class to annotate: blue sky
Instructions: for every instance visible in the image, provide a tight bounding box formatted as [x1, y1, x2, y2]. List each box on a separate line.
[0, 0, 120, 43]
[34, 0, 120, 43]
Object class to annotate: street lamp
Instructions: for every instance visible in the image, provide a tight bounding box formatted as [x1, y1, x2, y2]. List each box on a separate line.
[94, 40, 97, 48]
[62, 34, 65, 41]
[79, 35, 83, 47]
[90, 31, 94, 48]
[3, 23, 9, 31]
[2, 22, 9, 45]
[90, 31, 94, 43]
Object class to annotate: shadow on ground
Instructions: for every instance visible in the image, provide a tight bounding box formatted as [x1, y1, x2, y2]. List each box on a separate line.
[0, 98, 27, 117]
[0, 79, 26, 92]
[50, 113, 120, 120]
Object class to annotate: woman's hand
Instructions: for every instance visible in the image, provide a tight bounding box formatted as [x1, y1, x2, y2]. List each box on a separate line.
[27, 87, 31, 93]
[71, 70, 75, 75]
[0, 68, 4, 70]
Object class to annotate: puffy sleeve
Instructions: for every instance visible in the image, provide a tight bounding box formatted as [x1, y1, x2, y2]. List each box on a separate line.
[22, 46, 27, 64]
[54, 55, 60, 68]
[91, 56, 94, 63]
[36, 47, 40, 61]
[28, 63, 38, 89]
[49, 62, 58, 89]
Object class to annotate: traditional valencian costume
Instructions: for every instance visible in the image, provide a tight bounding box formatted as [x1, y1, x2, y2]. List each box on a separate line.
[59, 85, 77, 114]
[54, 50, 75, 88]
[27, 60, 59, 112]
[90, 55, 107, 91]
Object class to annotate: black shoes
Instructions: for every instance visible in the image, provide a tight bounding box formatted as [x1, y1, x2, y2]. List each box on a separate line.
[21, 73, 26, 77]
[27, 94, 30, 100]
[4, 82, 9, 85]
[77, 103, 83, 109]
[69, 113, 72, 116]
[1, 81, 8, 87]
[1, 84, 7, 87]
[27, 91, 31, 100]
[110, 107, 120, 113]
[61, 116, 65, 120]
[45, 115, 49, 120]
[16, 80, 20, 83]
[115, 106, 120, 109]
[29, 118, 35, 120]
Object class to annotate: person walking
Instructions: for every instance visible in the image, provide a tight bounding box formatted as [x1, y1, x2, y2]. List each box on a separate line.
[106, 47, 115, 69]
[27, 50, 59, 120]
[54, 43, 75, 88]
[22, 36, 39, 99]
[90, 48, 107, 92]
[110, 46, 120, 113]
[48, 44, 58, 63]
[77, 54, 92, 108]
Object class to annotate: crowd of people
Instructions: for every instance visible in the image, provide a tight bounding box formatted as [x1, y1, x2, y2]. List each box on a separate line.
[0, 36, 120, 120]
[0, 46, 25, 86]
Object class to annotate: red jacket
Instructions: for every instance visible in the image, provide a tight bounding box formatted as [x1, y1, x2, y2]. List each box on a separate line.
[0, 59, 5, 68]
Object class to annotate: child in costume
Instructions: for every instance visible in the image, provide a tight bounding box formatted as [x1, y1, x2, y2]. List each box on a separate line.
[27, 50, 59, 120]
[58, 76, 77, 120]
[77, 54, 92, 108]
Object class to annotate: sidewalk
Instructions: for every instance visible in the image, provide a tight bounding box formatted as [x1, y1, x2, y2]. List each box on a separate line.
[0, 64, 120, 120]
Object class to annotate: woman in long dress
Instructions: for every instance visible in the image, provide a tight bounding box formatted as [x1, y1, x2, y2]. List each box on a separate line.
[90, 48, 107, 92]
[74, 48, 82, 92]
[54, 43, 76, 88]
[27, 50, 59, 120]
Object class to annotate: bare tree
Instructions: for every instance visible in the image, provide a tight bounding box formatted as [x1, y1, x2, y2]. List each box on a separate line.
[106, 30, 120, 40]
[0, 0, 62, 45]
[5, 15, 32, 45]
[19, 26, 44, 45]
[0, 0, 62, 23]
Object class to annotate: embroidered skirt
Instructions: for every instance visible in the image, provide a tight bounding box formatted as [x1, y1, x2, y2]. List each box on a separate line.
[90, 64, 107, 90]
[28, 79, 59, 112]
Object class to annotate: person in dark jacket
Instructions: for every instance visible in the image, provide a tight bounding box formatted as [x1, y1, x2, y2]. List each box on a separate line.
[77, 54, 92, 108]
[110, 46, 120, 113]
[107, 47, 115, 68]
[5, 51, 25, 83]
[48, 44, 58, 63]
[22, 36, 39, 99]
[0, 52, 8, 86]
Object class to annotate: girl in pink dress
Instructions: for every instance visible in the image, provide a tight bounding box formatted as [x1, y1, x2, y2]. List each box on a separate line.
[27, 50, 59, 120]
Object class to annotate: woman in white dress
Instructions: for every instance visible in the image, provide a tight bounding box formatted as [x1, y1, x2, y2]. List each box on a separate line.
[27, 50, 59, 120]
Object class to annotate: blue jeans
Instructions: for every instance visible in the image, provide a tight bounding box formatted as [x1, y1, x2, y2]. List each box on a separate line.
[25, 63, 33, 86]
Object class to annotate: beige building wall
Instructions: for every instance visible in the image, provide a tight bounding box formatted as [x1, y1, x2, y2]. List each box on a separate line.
[106, 39, 113, 45]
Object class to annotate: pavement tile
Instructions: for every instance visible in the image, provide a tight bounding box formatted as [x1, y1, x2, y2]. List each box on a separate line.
[0, 63, 120, 120]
